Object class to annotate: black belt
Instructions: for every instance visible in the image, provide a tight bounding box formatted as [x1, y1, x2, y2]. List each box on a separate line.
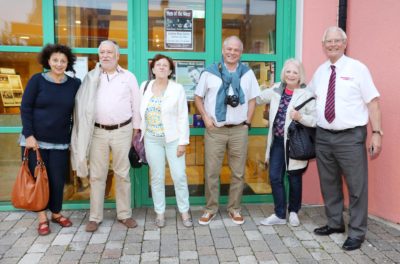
[95, 119, 131, 130]
[224, 124, 241, 128]
[318, 126, 359, 134]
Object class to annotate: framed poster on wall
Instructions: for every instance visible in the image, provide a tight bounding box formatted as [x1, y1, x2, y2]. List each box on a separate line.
[164, 9, 193, 50]
[175, 61, 204, 101]
[0, 73, 23, 107]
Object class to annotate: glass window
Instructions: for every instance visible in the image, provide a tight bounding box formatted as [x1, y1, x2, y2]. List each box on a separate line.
[73, 53, 128, 81]
[0, 0, 43, 46]
[222, 0, 276, 54]
[55, 0, 128, 48]
[149, 135, 271, 198]
[0, 52, 42, 116]
[244, 61, 275, 128]
[0, 134, 21, 202]
[148, 0, 205, 52]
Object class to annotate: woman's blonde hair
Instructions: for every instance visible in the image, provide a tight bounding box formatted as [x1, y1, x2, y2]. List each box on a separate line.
[280, 58, 307, 86]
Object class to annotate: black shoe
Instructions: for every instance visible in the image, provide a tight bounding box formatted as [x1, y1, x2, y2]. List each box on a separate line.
[342, 237, 363, 251]
[314, 225, 345, 236]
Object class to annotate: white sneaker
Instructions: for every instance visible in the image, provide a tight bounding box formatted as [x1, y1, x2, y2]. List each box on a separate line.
[289, 212, 300, 227]
[260, 214, 286, 226]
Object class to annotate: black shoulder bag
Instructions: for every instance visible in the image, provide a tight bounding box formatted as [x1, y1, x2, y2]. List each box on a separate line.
[286, 97, 316, 161]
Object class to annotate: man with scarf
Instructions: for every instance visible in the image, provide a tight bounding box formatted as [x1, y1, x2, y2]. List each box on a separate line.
[195, 36, 260, 225]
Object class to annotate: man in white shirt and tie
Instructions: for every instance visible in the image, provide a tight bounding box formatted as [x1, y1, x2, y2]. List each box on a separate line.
[308, 26, 382, 251]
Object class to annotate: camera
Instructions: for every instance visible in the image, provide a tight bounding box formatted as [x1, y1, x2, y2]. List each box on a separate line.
[225, 95, 239, 107]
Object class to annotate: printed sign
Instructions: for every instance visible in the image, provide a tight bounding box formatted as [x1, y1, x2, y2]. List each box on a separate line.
[175, 61, 204, 101]
[165, 9, 193, 50]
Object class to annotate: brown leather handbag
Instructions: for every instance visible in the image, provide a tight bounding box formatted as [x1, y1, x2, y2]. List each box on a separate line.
[11, 148, 49, 211]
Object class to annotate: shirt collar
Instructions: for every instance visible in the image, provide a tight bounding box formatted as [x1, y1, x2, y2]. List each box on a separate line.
[101, 65, 123, 74]
[327, 54, 347, 70]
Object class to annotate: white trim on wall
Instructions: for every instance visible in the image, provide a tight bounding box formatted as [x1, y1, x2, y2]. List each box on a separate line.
[295, 0, 304, 61]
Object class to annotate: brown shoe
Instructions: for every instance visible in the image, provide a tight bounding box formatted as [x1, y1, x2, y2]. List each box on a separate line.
[198, 211, 216, 225]
[229, 211, 245, 225]
[118, 217, 137, 228]
[85, 221, 99, 232]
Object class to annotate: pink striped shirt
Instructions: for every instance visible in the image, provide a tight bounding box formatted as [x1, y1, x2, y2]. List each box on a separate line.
[95, 66, 141, 129]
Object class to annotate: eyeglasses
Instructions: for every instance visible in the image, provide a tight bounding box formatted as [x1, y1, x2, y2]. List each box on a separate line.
[324, 39, 344, 45]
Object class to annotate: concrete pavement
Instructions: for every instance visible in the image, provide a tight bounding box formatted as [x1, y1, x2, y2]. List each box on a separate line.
[0, 205, 399, 263]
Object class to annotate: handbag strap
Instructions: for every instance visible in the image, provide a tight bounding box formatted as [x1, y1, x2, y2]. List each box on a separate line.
[143, 80, 151, 95]
[23, 148, 44, 164]
[294, 97, 315, 111]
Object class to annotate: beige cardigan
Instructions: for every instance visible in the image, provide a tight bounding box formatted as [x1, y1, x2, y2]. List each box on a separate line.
[256, 82, 317, 171]
[70, 64, 101, 177]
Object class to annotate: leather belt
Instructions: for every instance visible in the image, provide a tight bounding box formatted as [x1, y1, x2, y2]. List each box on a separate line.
[318, 126, 357, 134]
[95, 119, 131, 130]
[224, 123, 242, 128]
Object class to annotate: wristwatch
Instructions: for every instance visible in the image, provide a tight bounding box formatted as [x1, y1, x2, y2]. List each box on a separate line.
[243, 121, 251, 130]
[372, 130, 383, 136]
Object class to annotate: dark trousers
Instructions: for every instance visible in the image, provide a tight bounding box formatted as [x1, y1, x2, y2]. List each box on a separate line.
[315, 126, 368, 240]
[22, 147, 69, 213]
[269, 136, 303, 219]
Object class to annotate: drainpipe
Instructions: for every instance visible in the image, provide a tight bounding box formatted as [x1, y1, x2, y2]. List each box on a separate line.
[338, 0, 348, 32]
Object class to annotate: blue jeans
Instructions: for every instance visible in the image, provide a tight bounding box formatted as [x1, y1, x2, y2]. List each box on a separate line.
[144, 133, 190, 214]
[269, 136, 303, 219]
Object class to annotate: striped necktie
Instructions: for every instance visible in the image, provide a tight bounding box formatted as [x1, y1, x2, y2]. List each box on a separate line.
[324, 65, 336, 123]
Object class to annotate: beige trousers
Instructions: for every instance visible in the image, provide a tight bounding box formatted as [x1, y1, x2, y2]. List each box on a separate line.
[89, 123, 133, 223]
[204, 125, 248, 214]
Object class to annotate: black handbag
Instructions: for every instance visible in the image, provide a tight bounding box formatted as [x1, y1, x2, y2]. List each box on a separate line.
[287, 97, 316, 160]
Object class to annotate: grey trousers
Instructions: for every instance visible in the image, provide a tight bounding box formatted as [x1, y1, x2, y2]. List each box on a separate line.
[315, 126, 368, 240]
[204, 125, 248, 214]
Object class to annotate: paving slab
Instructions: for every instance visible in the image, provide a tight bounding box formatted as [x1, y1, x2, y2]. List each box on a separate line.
[0, 205, 398, 263]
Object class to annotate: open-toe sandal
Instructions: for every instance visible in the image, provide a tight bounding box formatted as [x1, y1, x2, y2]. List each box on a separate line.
[38, 221, 50, 236]
[51, 215, 72, 227]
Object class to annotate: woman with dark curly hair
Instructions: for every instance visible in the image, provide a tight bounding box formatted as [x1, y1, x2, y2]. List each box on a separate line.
[19, 44, 81, 235]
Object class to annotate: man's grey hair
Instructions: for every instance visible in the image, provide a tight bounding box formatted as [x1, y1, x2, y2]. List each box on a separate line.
[322, 26, 347, 42]
[98, 40, 120, 55]
[223, 36, 243, 51]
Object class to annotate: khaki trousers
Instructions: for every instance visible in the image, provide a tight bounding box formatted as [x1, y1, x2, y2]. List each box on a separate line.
[204, 125, 248, 214]
[89, 123, 133, 223]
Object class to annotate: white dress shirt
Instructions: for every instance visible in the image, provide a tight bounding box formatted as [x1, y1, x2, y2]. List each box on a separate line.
[308, 55, 380, 130]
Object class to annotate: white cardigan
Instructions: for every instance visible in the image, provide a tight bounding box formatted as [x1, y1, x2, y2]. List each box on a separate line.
[256, 82, 317, 171]
[139, 80, 190, 145]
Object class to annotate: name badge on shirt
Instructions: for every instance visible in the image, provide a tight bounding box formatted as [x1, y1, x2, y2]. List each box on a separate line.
[340, 76, 354, 81]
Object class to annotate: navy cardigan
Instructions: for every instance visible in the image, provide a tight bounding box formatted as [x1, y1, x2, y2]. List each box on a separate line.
[20, 73, 81, 144]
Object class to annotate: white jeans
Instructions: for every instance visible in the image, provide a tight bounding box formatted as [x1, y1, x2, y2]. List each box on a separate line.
[89, 123, 132, 223]
[144, 133, 190, 214]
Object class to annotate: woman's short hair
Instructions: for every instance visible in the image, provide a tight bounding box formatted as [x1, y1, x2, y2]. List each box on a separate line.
[38, 44, 76, 73]
[149, 54, 175, 79]
[280, 58, 307, 86]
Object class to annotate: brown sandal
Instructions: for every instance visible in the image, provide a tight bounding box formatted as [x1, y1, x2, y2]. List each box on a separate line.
[38, 221, 50, 236]
[51, 215, 72, 227]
